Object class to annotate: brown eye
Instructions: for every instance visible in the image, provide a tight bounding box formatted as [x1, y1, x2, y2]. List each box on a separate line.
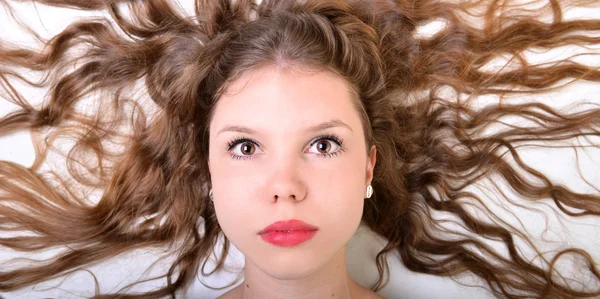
[241, 142, 256, 155]
[308, 135, 343, 158]
[316, 140, 332, 153]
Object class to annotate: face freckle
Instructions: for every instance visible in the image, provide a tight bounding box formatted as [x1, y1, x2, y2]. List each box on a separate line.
[207, 66, 376, 281]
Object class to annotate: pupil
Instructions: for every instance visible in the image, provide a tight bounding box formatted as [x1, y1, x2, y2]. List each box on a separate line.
[242, 144, 253, 154]
[318, 142, 329, 153]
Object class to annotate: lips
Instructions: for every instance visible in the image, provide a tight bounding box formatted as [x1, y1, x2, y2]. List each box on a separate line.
[258, 219, 319, 247]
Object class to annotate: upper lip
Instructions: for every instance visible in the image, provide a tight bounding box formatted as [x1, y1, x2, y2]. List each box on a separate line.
[258, 219, 319, 235]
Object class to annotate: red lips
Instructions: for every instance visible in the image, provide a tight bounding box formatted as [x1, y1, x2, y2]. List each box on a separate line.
[258, 219, 319, 247]
[258, 219, 319, 235]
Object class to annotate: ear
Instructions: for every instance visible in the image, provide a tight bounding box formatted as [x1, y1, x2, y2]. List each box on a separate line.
[365, 144, 377, 186]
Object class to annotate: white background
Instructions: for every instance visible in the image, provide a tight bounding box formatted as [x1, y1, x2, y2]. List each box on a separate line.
[1, 1, 599, 298]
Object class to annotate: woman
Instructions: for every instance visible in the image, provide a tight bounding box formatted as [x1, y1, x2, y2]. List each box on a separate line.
[0, 0, 599, 298]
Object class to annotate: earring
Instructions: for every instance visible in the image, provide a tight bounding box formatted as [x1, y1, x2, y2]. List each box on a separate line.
[209, 189, 214, 201]
[365, 184, 373, 199]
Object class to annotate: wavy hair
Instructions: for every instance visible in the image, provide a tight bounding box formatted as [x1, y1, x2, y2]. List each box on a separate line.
[1, 0, 600, 298]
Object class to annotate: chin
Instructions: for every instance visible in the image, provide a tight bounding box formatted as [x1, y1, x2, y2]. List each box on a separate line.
[252, 250, 327, 280]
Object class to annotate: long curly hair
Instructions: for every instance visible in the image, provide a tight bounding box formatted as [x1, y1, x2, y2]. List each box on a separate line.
[1, 0, 600, 298]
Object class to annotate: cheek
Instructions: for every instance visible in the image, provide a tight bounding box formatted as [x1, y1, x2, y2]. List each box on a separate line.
[209, 160, 264, 244]
[316, 155, 366, 200]
[312, 161, 366, 231]
[212, 181, 257, 233]
[213, 195, 258, 253]
[319, 179, 365, 233]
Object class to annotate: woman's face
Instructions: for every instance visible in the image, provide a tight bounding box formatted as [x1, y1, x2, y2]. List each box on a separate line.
[208, 66, 376, 280]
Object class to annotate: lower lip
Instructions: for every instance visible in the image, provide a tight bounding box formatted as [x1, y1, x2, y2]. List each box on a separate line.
[260, 230, 318, 247]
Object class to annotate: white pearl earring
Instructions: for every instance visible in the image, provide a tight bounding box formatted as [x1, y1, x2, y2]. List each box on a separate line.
[209, 190, 214, 201]
[365, 184, 373, 198]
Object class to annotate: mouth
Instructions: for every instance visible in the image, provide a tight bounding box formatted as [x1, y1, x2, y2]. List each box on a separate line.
[258, 219, 319, 247]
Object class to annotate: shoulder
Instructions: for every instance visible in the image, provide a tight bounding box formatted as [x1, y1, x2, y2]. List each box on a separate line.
[217, 284, 242, 299]
[354, 284, 385, 299]
[365, 290, 385, 299]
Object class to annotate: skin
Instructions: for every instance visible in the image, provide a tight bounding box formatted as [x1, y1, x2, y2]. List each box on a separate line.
[208, 65, 380, 299]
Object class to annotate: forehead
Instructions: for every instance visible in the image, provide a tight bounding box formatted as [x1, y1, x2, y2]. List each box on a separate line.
[210, 67, 360, 135]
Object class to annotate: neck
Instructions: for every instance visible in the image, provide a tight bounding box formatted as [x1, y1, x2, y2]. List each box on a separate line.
[239, 247, 360, 299]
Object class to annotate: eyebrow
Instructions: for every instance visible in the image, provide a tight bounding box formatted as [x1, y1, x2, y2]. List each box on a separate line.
[216, 119, 353, 136]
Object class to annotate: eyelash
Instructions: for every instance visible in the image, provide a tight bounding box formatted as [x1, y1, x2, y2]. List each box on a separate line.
[225, 133, 345, 161]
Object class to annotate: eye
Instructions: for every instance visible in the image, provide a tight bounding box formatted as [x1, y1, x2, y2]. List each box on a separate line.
[226, 133, 345, 160]
[308, 134, 345, 158]
[226, 137, 262, 160]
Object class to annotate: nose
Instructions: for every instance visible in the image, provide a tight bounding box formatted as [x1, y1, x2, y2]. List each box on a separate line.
[266, 156, 307, 203]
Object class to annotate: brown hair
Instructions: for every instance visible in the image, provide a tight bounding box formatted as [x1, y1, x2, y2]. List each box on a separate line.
[1, 0, 600, 297]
